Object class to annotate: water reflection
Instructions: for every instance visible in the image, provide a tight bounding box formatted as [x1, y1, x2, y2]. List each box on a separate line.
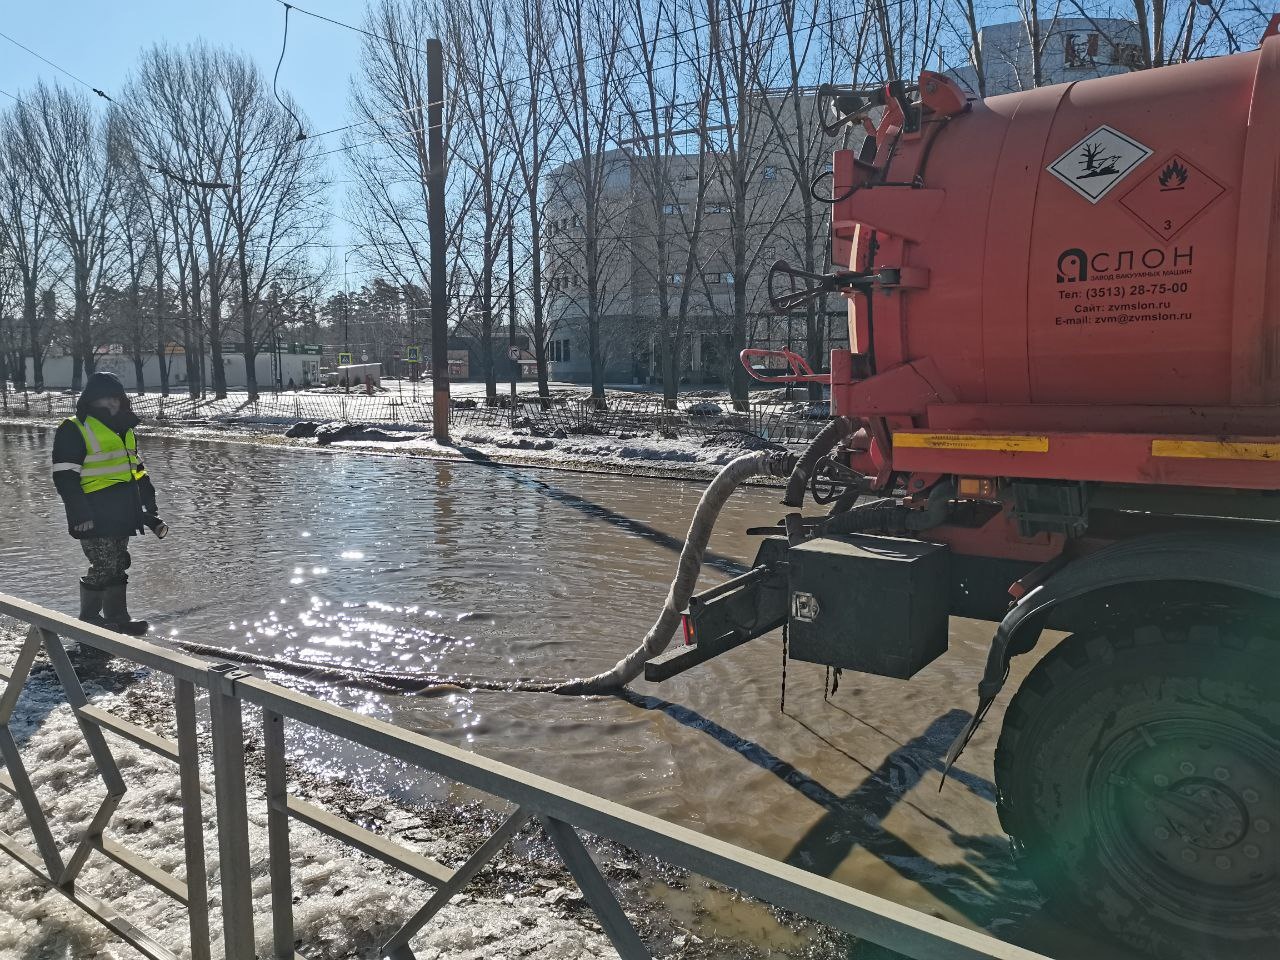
[0, 425, 1131, 957]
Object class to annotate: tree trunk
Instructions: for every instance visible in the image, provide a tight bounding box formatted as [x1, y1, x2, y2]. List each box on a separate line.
[202, 219, 227, 398]
[238, 245, 258, 400]
[208, 310, 225, 397]
[481, 318, 496, 402]
[730, 258, 749, 410]
[661, 336, 679, 408]
[24, 280, 42, 391]
[528, 211, 551, 408]
[186, 265, 203, 398]
[155, 256, 170, 397]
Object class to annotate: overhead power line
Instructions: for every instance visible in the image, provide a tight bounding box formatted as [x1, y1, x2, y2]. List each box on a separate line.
[272, 2, 309, 141]
[0, 29, 113, 100]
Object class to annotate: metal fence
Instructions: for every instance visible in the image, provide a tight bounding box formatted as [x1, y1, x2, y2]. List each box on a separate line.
[0, 383, 829, 445]
[0, 592, 1052, 960]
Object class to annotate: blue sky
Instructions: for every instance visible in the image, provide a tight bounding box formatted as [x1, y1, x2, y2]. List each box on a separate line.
[0, 0, 369, 257]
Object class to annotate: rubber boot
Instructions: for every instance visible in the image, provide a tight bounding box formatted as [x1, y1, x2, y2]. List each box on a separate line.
[101, 579, 149, 636]
[78, 580, 107, 626]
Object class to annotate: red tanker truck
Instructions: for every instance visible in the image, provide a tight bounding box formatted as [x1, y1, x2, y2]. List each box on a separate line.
[652, 18, 1280, 960]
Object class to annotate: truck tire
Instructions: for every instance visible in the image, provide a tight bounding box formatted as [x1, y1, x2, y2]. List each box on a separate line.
[995, 617, 1279, 959]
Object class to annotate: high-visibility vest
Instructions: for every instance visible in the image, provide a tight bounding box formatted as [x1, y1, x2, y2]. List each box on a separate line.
[57, 416, 147, 493]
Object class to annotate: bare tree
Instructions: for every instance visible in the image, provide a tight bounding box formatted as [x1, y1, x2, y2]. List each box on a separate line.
[14, 82, 119, 390]
[1067, 0, 1260, 69]
[756, 0, 870, 400]
[345, 0, 473, 366]
[445, 0, 520, 403]
[550, 0, 629, 405]
[123, 44, 239, 397]
[216, 53, 328, 398]
[0, 105, 54, 389]
[944, 0, 988, 95]
[618, 0, 720, 407]
[499, 0, 565, 406]
[0, 244, 21, 388]
[704, 0, 792, 408]
[111, 165, 153, 392]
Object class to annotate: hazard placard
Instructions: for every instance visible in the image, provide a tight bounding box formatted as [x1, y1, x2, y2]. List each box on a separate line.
[1119, 154, 1226, 241]
[1047, 125, 1152, 204]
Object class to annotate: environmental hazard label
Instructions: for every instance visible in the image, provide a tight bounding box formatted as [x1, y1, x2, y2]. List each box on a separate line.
[1119, 154, 1226, 241]
[1047, 125, 1152, 204]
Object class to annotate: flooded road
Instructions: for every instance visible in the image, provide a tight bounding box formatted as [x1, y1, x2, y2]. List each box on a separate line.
[0, 424, 1137, 959]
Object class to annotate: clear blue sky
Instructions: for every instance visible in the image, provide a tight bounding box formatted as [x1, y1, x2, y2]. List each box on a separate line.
[0, 0, 369, 257]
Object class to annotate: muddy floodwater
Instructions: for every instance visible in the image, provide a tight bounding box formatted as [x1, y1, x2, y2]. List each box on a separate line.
[0, 424, 1138, 959]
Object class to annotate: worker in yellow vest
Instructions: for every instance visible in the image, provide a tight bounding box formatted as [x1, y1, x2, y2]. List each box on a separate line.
[51, 372, 167, 635]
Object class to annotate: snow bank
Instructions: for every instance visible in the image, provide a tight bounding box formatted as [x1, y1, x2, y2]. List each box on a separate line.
[0, 648, 618, 959]
[309, 424, 783, 477]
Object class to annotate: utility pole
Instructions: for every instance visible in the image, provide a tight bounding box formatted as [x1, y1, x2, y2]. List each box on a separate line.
[427, 38, 450, 443]
[508, 225, 518, 419]
[343, 247, 360, 395]
[343, 249, 356, 352]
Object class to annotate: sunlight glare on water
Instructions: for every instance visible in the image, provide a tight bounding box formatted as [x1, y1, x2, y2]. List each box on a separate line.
[0, 424, 1116, 957]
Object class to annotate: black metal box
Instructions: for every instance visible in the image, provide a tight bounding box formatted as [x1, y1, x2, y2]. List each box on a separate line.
[787, 533, 950, 679]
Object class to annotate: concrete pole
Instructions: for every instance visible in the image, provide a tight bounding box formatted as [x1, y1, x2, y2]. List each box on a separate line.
[508, 226, 518, 419]
[427, 38, 450, 443]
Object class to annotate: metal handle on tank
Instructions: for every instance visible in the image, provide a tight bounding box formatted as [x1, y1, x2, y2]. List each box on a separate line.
[739, 348, 831, 385]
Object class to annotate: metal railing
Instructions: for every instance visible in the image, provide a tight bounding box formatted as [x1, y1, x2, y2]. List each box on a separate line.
[0, 592, 1051, 960]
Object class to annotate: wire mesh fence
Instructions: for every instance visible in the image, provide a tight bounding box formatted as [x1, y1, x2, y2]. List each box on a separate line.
[0, 382, 830, 445]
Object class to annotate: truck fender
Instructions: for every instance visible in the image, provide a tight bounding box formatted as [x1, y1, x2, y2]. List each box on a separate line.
[945, 530, 1280, 770]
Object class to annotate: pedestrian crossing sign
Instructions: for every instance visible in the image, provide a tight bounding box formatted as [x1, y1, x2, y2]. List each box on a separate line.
[406, 346, 421, 363]
[338, 352, 353, 365]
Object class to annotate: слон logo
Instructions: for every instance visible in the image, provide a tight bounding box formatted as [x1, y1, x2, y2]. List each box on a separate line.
[1056, 248, 1088, 283]
[1055, 245, 1194, 283]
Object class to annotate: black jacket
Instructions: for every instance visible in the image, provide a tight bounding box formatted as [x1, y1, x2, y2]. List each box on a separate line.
[52, 409, 161, 540]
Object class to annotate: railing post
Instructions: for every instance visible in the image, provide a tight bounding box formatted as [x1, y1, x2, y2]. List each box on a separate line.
[263, 708, 294, 959]
[540, 816, 651, 960]
[175, 678, 213, 960]
[208, 664, 256, 960]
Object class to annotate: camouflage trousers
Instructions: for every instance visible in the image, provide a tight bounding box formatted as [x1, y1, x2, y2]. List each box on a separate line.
[80, 537, 132, 589]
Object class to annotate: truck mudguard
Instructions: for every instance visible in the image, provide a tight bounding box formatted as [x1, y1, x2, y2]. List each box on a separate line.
[946, 530, 1280, 768]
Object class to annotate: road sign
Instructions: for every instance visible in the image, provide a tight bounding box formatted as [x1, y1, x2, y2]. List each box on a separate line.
[507, 346, 520, 362]
[337, 352, 353, 365]
[361, 353, 369, 362]
[406, 346, 421, 363]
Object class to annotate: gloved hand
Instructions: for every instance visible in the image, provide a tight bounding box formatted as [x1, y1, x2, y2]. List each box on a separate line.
[150, 520, 169, 540]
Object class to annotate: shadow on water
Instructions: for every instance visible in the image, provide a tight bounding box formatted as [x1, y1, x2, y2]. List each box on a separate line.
[452, 445, 748, 576]
[619, 690, 1043, 957]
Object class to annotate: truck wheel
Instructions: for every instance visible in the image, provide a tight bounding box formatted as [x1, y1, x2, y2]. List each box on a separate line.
[995, 618, 1280, 959]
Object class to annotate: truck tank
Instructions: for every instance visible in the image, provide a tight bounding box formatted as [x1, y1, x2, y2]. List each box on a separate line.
[701, 23, 1280, 960]
[831, 37, 1279, 413]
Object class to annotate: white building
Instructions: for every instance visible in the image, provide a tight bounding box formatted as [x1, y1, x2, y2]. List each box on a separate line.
[949, 18, 1142, 96]
[26, 346, 322, 393]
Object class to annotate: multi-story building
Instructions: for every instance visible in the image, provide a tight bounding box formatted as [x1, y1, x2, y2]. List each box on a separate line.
[542, 105, 849, 387]
[542, 18, 1140, 387]
[949, 18, 1143, 95]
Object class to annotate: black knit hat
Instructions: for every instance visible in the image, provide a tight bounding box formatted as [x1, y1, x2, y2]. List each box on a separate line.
[76, 372, 128, 419]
